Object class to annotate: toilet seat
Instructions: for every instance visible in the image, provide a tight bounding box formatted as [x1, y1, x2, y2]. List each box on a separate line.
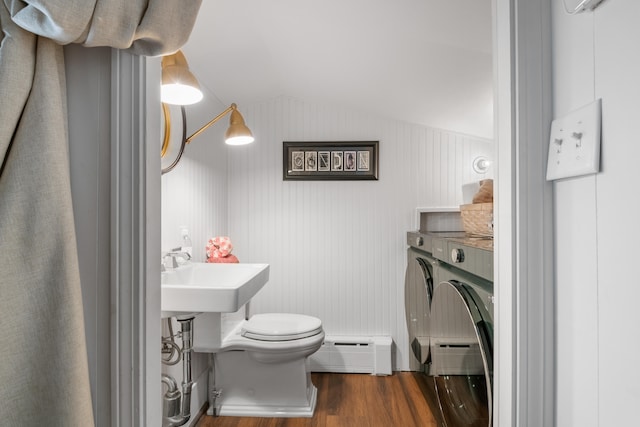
[242, 313, 323, 341]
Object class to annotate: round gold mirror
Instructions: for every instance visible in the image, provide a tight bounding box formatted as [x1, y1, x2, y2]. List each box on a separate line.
[161, 103, 187, 174]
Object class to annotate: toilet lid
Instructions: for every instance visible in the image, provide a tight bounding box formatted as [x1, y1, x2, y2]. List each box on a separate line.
[242, 313, 323, 341]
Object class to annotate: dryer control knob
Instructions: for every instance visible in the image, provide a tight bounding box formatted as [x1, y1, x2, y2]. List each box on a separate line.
[451, 248, 465, 263]
[415, 236, 424, 247]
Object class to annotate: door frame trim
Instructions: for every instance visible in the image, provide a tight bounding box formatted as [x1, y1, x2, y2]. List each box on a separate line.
[493, 0, 555, 425]
[110, 50, 162, 427]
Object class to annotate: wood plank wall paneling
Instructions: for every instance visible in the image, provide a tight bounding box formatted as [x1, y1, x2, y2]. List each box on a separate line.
[161, 95, 229, 262]
[223, 96, 493, 371]
[161, 96, 492, 371]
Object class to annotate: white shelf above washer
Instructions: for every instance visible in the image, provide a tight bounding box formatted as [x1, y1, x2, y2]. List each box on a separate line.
[415, 207, 463, 233]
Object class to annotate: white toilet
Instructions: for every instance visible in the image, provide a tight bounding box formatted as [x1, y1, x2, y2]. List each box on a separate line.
[197, 312, 324, 418]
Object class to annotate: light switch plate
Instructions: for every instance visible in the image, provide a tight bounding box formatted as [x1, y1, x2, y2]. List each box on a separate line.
[546, 99, 601, 181]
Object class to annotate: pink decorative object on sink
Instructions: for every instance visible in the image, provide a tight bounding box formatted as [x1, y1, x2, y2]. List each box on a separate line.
[206, 236, 239, 263]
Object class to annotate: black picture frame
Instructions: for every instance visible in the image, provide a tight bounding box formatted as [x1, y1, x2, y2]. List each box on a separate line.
[283, 141, 379, 180]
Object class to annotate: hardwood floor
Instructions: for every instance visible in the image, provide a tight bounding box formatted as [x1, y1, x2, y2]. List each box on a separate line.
[194, 372, 437, 427]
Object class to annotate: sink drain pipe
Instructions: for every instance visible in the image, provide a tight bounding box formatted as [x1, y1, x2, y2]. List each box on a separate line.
[162, 317, 194, 427]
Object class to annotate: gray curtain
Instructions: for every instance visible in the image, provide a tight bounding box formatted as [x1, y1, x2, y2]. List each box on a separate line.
[0, 1, 201, 425]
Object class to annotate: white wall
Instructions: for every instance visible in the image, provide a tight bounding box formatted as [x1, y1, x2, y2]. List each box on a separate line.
[552, 1, 640, 425]
[161, 94, 229, 258]
[224, 96, 493, 370]
[66, 45, 112, 426]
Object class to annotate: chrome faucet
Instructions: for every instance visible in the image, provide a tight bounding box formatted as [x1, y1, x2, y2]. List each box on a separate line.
[162, 251, 192, 269]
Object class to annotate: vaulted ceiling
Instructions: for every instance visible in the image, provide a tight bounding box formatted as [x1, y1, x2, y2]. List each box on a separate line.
[182, 0, 493, 139]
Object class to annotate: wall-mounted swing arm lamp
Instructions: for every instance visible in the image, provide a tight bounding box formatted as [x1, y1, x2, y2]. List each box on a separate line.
[186, 103, 254, 146]
[160, 50, 255, 174]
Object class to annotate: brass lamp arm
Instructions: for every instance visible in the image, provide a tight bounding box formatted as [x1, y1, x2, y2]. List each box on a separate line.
[185, 103, 237, 144]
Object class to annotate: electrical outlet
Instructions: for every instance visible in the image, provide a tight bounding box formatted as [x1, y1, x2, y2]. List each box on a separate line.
[546, 99, 601, 181]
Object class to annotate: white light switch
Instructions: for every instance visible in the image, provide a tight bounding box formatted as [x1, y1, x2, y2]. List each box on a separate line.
[546, 99, 601, 181]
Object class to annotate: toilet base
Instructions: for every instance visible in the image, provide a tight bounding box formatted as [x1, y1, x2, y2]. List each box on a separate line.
[216, 384, 317, 418]
[211, 350, 318, 418]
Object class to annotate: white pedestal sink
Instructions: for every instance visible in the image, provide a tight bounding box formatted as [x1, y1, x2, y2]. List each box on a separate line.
[161, 263, 270, 318]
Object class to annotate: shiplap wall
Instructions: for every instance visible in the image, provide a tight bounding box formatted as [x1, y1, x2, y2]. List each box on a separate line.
[161, 94, 229, 260]
[224, 96, 493, 371]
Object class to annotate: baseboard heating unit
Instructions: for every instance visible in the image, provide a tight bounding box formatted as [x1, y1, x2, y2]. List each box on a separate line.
[308, 335, 392, 375]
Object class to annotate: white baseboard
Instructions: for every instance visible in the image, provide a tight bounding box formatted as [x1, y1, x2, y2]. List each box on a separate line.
[308, 335, 392, 375]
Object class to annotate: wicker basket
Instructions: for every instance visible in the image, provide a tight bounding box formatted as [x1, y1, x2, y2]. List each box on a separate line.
[460, 203, 494, 237]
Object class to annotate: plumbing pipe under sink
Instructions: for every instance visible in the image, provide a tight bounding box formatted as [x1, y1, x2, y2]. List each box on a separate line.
[162, 317, 194, 427]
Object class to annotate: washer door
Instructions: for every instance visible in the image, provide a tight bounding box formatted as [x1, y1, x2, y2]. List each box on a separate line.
[430, 280, 493, 427]
[404, 249, 435, 366]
